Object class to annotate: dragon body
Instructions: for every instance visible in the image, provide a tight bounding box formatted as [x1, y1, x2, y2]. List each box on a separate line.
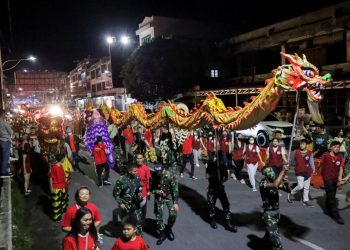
[102, 53, 330, 129]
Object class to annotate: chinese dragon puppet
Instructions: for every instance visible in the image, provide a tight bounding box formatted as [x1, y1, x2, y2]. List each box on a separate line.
[84, 105, 115, 168]
[35, 113, 65, 152]
[101, 53, 331, 129]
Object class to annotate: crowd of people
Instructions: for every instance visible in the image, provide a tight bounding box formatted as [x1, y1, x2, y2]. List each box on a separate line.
[1, 107, 350, 250]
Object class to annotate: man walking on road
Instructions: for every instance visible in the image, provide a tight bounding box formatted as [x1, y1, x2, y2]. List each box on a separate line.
[64, 126, 83, 174]
[288, 139, 316, 207]
[206, 156, 237, 232]
[0, 109, 13, 178]
[122, 125, 134, 162]
[93, 136, 111, 187]
[135, 153, 151, 223]
[260, 164, 289, 250]
[321, 140, 346, 224]
[113, 164, 143, 235]
[152, 163, 179, 245]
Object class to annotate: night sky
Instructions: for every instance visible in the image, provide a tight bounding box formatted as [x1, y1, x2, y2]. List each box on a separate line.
[0, 0, 346, 72]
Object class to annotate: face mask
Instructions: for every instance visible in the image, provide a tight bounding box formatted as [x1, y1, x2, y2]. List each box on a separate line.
[68, 132, 72, 135]
[249, 140, 254, 144]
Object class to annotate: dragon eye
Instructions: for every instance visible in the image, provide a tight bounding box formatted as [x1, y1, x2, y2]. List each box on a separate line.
[302, 69, 315, 78]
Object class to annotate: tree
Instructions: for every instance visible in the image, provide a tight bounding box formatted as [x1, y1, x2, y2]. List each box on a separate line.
[121, 37, 205, 102]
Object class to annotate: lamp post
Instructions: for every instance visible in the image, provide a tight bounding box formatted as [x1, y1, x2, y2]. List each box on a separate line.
[105, 35, 130, 111]
[0, 48, 36, 109]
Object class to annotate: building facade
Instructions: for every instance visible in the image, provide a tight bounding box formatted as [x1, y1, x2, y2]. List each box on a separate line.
[9, 70, 67, 106]
[187, 1, 350, 125]
[68, 57, 126, 109]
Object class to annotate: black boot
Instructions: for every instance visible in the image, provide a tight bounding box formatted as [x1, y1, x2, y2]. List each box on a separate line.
[210, 218, 217, 229]
[225, 219, 237, 233]
[156, 230, 167, 245]
[166, 225, 175, 241]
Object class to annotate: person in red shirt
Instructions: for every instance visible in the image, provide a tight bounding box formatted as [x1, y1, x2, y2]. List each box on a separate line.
[22, 142, 32, 196]
[202, 131, 217, 162]
[111, 216, 148, 250]
[61, 186, 102, 233]
[180, 132, 197, 180]
[232, 133, 246, 184]
[48, 153, 67, 222]
[288, 139, 316, 207]
[144, 128, 157, 163]
[122, 125, 134, 162]
[219, 130, 231, 169]
[321, 140, 346, 224]
[62, 207, 100, 250]
[65, 126, 83, 173]
[266, 138, 288, 176]
[245, 136, 264, 191]
[266, 137, 290, 194]
[135, 154, 151, 223]
[192, 130, 202, 168]
[93, 136, 111, 187]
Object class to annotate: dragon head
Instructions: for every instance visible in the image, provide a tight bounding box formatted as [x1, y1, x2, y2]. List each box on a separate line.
[274, 52, 331, 102]
[35, 115, 64, 144]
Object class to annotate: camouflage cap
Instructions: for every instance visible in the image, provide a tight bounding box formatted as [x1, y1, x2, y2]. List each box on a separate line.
[48, 153, 57, 164]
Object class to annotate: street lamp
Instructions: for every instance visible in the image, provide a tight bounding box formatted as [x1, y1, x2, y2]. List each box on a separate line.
[0, 49, 37, 109]
[2, 55, 36, 71]
[120, 35, 130, 45]
[105, 35, 130, 111]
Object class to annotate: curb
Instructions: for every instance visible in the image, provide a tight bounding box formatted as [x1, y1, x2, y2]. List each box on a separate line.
[0, 177, 12, 250]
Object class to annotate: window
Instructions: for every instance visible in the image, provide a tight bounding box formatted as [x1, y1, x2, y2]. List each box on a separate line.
[91, 70, 96, 79]
[97, 83, 102, 91]
[142, 35, 152, 44]
[210, 69, 219, 78]
[101, 64, 107, 73]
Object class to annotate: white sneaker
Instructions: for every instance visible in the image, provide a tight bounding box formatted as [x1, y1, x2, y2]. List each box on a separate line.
[240, 179, 245, 184]
[231, 173, 237, 180]
[196, 164, 200, 168]
[279, 192, 283, 197]
[180, 173, 184, 178]
[252, 188, 257, 192]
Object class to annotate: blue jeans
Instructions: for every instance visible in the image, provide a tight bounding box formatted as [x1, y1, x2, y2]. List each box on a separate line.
[0, 140, 11, 175]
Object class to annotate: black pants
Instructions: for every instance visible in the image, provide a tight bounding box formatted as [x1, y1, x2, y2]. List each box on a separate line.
[207, 185, 231, 220]
[180, 153, 195, 177]
[96, 163, 110, 186]
[324, 179, 340, 218]
[233, 159, 244, 179]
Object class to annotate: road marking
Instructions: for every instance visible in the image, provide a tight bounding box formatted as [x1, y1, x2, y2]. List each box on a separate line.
[296, 238, 327, 250]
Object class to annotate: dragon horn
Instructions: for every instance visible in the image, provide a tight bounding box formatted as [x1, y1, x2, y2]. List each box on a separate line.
[280, 52, 302, 66]
[302, 54, 309, 63]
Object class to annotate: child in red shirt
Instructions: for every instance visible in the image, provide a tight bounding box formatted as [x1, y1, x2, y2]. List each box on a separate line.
[48, 152, 67, 222]
[61, 186, 102, 233]
[321, 140, 346, 224]
[62, 207, 100, 250]
[111, 216, 148, 250]
[93, 136, 111, 187]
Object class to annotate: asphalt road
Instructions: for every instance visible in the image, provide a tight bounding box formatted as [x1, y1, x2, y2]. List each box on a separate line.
[24, 149, 350, 250]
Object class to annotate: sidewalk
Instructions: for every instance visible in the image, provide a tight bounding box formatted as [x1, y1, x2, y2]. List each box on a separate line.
[0, 177, 12, 250]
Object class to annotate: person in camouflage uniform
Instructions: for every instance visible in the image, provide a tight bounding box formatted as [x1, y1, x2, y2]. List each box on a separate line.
[113, 164, 143, 235]
[206, 155, 237, 232]
[152, 163, 179, 245]
[259, 164, 289, 250]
